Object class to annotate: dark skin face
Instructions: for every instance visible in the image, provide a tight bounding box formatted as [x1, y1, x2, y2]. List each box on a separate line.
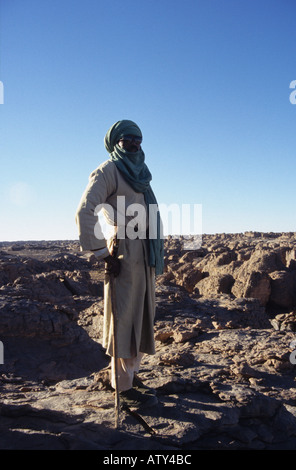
[117, 135, 142, 153]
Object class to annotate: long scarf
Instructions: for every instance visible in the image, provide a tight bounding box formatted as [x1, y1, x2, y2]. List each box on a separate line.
[104, 121, 164, 275]
[110, 146, 164, 275]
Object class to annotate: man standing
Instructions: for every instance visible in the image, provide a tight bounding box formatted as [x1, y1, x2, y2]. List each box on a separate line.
[75, 120, 164, 409]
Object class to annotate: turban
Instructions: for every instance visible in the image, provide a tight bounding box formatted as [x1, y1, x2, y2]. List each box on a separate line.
[104, 120, 142, 154]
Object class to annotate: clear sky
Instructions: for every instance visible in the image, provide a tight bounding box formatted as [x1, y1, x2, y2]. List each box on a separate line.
[0, 0, 296, 241]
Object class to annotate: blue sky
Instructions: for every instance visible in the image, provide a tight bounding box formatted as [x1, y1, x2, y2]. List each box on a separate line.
[0, 0, 296, 241]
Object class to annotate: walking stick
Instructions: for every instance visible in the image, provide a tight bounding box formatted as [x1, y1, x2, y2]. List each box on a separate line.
[110, 273, 119, 428]
[109, 238, 120, 429]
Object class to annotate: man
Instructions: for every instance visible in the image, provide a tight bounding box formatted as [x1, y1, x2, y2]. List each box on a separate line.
[75, 120, 164, 409]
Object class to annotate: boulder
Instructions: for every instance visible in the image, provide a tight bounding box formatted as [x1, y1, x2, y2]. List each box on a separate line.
[232, 271, 271, 306]
[269, 271, 296, 309]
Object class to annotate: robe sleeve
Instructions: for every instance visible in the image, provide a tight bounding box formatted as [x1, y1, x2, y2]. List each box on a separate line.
[75, 161, 117, 255]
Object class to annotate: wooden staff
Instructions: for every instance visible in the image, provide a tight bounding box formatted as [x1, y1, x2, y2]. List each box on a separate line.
[110, 272, 119, 428]
[109, 237, 120, 428]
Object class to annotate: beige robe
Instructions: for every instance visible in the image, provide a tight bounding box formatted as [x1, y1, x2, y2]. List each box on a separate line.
[75, 160, 156, 359]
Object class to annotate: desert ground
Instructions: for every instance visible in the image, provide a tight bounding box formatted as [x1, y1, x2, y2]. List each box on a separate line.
[1, 232, 296, 450]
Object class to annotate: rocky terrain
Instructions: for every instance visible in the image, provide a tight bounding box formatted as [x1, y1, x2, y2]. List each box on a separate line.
[1, 232, 296, 450]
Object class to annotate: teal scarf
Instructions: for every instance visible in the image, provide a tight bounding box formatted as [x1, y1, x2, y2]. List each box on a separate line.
[104, 120, 164, 275]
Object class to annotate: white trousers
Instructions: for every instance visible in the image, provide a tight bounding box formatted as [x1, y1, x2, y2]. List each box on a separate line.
[111, 352, 143, 392]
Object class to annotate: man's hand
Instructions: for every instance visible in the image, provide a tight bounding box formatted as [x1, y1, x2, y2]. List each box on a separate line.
[105, 255, 121, 277]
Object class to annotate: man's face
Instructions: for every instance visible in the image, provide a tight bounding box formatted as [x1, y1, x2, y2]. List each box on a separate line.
[118, 135, 142, 153]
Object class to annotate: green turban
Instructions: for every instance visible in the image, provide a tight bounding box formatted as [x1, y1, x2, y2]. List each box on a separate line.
[104, 120, 142, 153]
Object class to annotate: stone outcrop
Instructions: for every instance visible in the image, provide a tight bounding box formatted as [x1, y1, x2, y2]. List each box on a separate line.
[0, 233, 296, 450]
[163, 232, 296, 310]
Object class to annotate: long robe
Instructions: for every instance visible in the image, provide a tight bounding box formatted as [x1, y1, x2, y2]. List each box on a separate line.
[75, 160, 156, 359]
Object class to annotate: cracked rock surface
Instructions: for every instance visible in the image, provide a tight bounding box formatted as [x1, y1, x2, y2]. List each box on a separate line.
[1, 233, 296, 450]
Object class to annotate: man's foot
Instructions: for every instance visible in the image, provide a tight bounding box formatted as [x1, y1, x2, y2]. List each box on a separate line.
[132, 375, 156, 396]
[119, 387, 158, 410]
